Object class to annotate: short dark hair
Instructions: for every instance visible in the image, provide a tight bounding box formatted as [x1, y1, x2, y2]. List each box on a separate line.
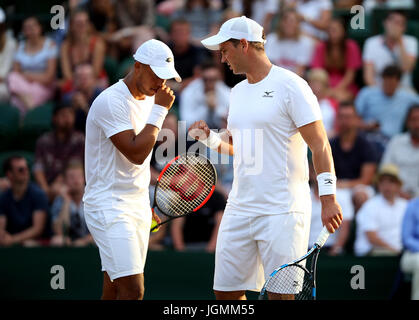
[381, 65, 402, 80]
[386, 10, 408, 21]
[339, 100, 357, 111]
[53, 101, 73, 116]
[169, 18, 190, 32]
[3, 155, 25, 175]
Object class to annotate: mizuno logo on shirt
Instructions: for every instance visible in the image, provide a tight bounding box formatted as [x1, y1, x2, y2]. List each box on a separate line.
[263, 91, 274, 97]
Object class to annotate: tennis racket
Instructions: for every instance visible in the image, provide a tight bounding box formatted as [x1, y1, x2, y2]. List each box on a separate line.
[258, 226, 330, 300]
[150, 152, 217, 232]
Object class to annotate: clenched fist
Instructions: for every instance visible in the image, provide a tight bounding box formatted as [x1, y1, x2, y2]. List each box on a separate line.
[188, 120, 210, 141]
[155, 84, 175, 109]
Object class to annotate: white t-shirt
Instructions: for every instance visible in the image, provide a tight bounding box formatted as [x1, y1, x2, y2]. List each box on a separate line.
[225, 65, 322, 216]
[362, 35, 418, 90]
[83, 80, 154, 212]
[179, 78, 231, 129]
[265, 33, 315, 73]
[295, 0, 332, 40]
[354, 194, 407, 256]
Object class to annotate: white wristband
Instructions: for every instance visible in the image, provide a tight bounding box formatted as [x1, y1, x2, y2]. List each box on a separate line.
[316, 172, 337, 196]
[200, 130, 222, 149]
[146, 104, 168, 130]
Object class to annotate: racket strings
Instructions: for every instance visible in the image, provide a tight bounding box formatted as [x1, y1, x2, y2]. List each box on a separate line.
[156, 154, 216, 217]
[264, 264, 312, 300]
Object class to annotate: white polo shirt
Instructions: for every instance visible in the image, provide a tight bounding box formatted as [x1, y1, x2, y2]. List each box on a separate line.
[225, 65, 322, 216]
[354, 194, 407, 256]
[83, 80, 154, 212]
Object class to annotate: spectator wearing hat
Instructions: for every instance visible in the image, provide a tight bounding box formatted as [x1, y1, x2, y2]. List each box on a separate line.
[0, 155, 48, 247]
[33, 103, 85, 201]
[381, 105, 419, 199]
[354, 164, 408, 256]
[400, 197, 419, 300]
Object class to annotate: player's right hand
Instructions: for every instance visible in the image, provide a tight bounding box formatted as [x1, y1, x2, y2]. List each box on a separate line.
[188, 120, 210, 141]
[155, 84, 175, 110]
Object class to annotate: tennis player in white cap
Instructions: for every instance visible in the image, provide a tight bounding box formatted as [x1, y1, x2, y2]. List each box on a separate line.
[189, 16, 343, 300]
[83, 39, 181, 300]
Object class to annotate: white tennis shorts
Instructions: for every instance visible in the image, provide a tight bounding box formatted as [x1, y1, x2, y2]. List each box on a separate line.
[213, 211, 311, 292]
[84, 207, 152, 281]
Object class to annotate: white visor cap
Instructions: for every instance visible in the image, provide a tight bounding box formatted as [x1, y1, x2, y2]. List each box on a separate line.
[201, 16, 266, 50]
[133, 39, 182, 82]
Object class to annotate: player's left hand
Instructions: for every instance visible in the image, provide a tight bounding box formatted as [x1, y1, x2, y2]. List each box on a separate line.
[320, 195, 343, 233]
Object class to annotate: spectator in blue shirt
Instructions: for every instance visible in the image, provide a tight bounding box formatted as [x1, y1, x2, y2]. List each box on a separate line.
[400, 197, 419, 300]
[0, 155, 49, 246]
[355, 65, 419, 139]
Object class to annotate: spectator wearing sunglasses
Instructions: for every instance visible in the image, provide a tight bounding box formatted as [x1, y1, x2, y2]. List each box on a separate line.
[0, 156, 48, 247]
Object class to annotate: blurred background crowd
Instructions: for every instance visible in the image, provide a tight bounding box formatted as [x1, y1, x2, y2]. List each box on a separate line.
[0, 1, 419, 296]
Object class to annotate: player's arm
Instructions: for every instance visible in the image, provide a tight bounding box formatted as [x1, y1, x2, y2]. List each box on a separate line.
[188, 120, 234, 155]
[110, 85, 175, 165]
[298, 120, 343, 233]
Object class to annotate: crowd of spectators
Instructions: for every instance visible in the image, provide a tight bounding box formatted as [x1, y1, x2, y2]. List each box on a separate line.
[0, 1, 419, 290]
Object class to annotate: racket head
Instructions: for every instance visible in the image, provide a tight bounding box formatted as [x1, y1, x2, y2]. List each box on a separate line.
[153, 152, 217, 218]
[259, 263, 314, 300]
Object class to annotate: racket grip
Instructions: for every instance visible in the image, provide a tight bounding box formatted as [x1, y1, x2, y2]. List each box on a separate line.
[314, 226, 330, 248]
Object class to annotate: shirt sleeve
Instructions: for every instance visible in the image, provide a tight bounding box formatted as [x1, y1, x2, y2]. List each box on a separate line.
[33, 187, 49, 213]
[93, 93, 133, 139]
[404, 36, 418, 57]
[359, 202, 378, 232]
[285, 77, 322, 128]
[401, 199, 419, 252]
[362, 37, 375, 63]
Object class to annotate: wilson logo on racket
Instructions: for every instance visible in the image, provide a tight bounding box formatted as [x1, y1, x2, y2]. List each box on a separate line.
[168, 164, 206, 202]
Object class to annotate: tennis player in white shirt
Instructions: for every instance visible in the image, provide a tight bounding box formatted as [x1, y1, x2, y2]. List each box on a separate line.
[189, 16, 343, 300]
[83, 39, 180, 300]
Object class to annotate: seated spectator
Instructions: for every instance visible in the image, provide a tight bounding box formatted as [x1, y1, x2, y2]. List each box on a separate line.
[0, 156, 48, 247]
[400, 197, 419, 300]
[309, 167, 353, 255]
[167, 18, 210, 93]
[380, 105, 419, 199]
[50, 161, 93, 247]
[85, 0, 117, 37]
[283, 0, 333, 41]
[354, 164, 407, 256]
[311, 17, 362, 102]
[307, 68, 337, 137]
[60, 9, 107, 92]
[355, 65, 419, 139]
[63, 63, 103, 133]
[171, 0, 223, 43]
[179, 60, 230, 130]
[33, 103, 85, 201]
[171, 189, 225, 252]
[115, 0, 155, 29]
[265, 8, 315, 77]
[0, 7, 17, 102]
[8, 16, 57, 115]
[231, 0, 279, 34]
[330, 101, 378, 211]
[362, 10, 418, 91]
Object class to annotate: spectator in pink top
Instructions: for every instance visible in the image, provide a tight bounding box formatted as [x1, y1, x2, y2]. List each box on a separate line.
[311, 18, 362, 102]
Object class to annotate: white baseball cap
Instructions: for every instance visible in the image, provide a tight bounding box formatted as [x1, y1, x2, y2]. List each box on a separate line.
[201, 16, 266, 50]
[133, 39, 182, 82]
[0, 7, 5, 24]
